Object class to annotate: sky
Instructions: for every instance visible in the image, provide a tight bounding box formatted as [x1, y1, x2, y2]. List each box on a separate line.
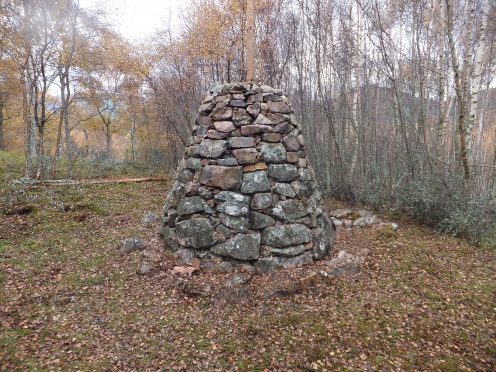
[78, 0, 190, 41]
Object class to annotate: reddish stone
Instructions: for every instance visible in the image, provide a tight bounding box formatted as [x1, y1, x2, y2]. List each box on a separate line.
[200, 165, 243, 190]
[233, 148, 258, 165]
[243, 162, 268, 172]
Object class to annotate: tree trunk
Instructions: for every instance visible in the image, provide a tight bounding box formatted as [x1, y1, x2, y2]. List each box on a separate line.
[245, 0, 256, 81]
[446, 0, 470, 181]
[51, 68, 66, 177]
[0, 93, 4, 151]
[466, 0, 489, 159]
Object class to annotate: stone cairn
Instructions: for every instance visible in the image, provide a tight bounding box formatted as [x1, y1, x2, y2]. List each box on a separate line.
[161, 82, 335, 272]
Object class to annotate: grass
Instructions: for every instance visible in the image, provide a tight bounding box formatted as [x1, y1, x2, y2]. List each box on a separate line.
[0, 159, 495, 369]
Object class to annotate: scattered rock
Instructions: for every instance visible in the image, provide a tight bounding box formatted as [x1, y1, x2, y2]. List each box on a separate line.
[329, 208, 353, 219]
[180, 281, 212, 297]
[172, 266, 199, 276]
[173, 248, 196, 265]
[120, 237, 147, 255]
[141, 212, 159, 225]
[326, 250, 363, 277]
[353, 215, 380, 227]
[226, 273, 252, 287]
[137, 261, 157, 275]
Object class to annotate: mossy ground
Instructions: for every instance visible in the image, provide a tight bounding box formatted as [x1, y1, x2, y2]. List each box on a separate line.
[0, 178, 494, 370]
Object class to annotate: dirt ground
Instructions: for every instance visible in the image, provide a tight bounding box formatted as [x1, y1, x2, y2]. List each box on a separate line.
[1, 181, 494, 370]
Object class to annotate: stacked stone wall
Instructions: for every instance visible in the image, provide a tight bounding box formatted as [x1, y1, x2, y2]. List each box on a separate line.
[161, 82, 335, 271]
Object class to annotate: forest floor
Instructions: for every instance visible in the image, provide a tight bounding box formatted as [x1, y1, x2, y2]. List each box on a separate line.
[0, 180, 495, 370]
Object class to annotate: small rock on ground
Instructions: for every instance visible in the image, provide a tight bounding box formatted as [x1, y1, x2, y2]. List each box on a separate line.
[141, 212, 160, 225]
[120, 237, 147, 255]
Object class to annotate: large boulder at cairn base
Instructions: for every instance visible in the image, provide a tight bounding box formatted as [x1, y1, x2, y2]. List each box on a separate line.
[161, 82, 335, 270]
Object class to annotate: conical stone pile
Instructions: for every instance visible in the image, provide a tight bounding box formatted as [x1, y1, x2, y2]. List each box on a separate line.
[161, 82, 335, 272]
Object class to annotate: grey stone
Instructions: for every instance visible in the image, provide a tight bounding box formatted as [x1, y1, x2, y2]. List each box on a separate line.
[250, 192, 272, 210]
[226, 273, 252, 287]
[265, 113, 286, 125]
[283, 134, 301, 151]
[291, 180, 312, 197]
[241, 171, 271, 193]
[173, 248, 196, 265]
[260, 143, 286, 163]
[272, 200, 308, 222]
[249, 211, 275, 229]
[267, 101, 291, 113]
[357, 209, 374, 218]
[280, 251, 313, 268]
[207, 130, 230, 140]
[263, 93, 283, 102]
[253, 114, 273, 125]
[163, 182, 186, 211]
[262, 133, 282, 142]
[298, 167, 313, 181]
[161, 225, 179, 250]
[273, 183, 296, 197]
[217, 157, 239, 166]
[353, 216, 379, 227]
[142, 212, 159, 225]
[230, 99, 246, 108]
[178, 169, 194, 183]
[176, 218, 217, 248]
[261, 224, 312, 248]
[326, 250, 361, 276]
[216, 201, 249, 217]
[196, 115, 213, 127]
[137, 261, 157, 275]
[313, 213, 335, 260]
[214, 121, 236, 132]
[195, 139, 227, 158]
[200, 165, 242, 190]
[268, 164, 298, 182]
[229, 136, 255, 148]
[240, 125, 272, 136]
[247, 103, 260, 117]
[247, 93, 264, 103]
[233, 108, 252, 126]
[199, 101, 215, 114]
[216, 224, 235, 239]
[214, 192, 250, 217]
[214, 191, 250, 204]
[185, 158, 201, 171]
[196, 125, 209, 137]
[198, 186, 214, 199]
[120, 237, 147, 255]
[254, 257, 281, 273]
[272, 122, 293, 134]
[220, 214, 250, 231]
[211, 232, 260, 260]
[177, 196, 211, 215]
[270, 245, 306, 257]
[210, 106, 232, 120]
